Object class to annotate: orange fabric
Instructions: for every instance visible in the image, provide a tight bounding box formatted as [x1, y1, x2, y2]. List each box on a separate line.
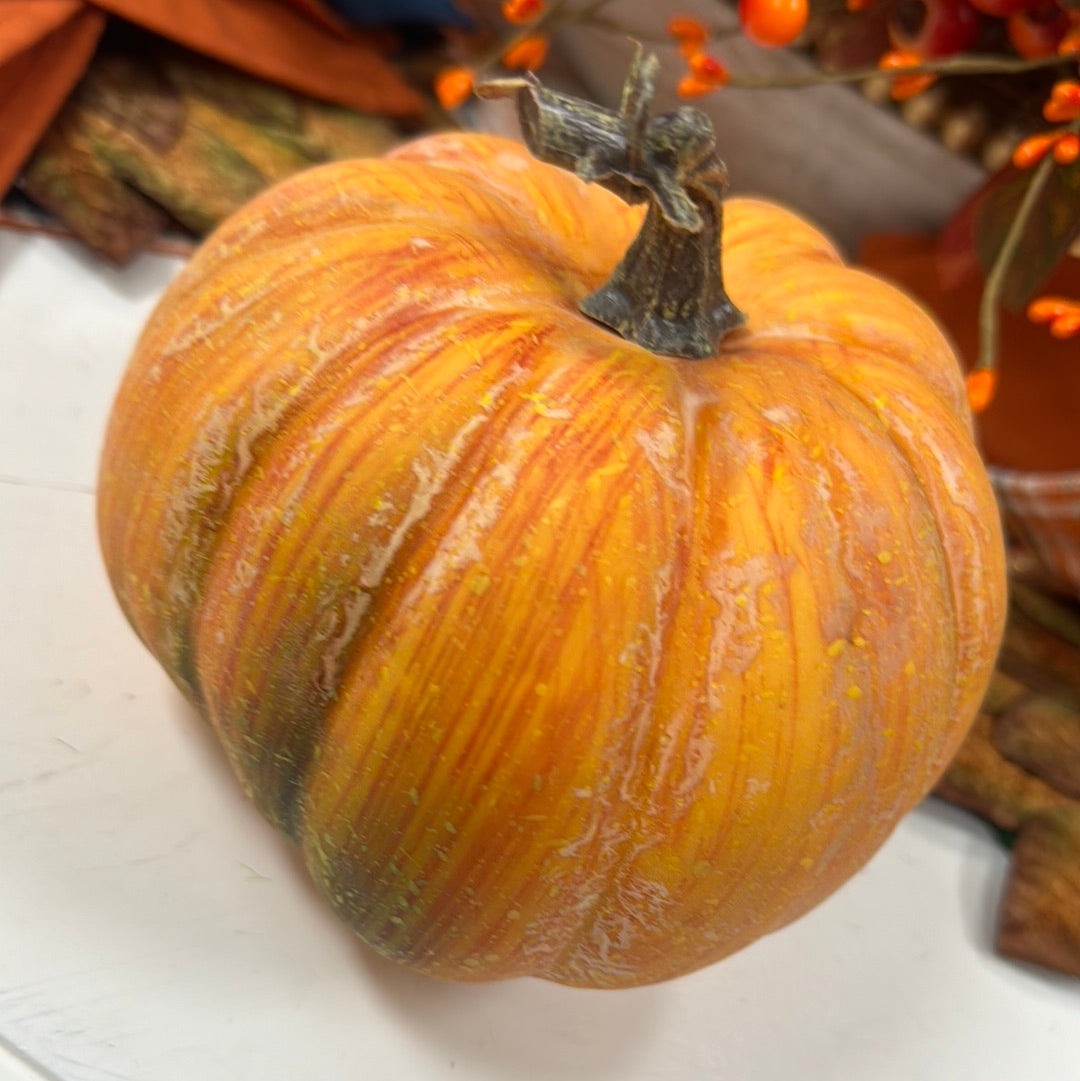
[91, 0, 425, 116]
[0, 3, 105, 195]
[860, 233, 1080, 473]
[278, 0, 354, 34]
[0, 0, 83, 56]
[0, 0, 428, 198]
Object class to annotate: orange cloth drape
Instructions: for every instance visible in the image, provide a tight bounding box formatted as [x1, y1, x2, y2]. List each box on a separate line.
[0, 0, 427, 196]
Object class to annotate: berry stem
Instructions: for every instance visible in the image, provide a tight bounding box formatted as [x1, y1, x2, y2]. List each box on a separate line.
[977, 130, 1069, 372]
[725, 49, 1071, 89]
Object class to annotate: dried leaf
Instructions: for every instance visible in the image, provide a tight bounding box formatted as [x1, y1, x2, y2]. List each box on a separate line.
[997, 807, 1080, 977]
[968, 162, 1080, 311]
[1011, 579, 1080, 651]
[76, 52, 186, 153]
[992, 693, 1080, 799]
[999, 602, 1080, 702]
[86, 97, 289, 234]
[158, 49, 303, 132]
[933, 713, 1078, 831]
[293, 100, 402, 161]
[16, 100, 168, 264]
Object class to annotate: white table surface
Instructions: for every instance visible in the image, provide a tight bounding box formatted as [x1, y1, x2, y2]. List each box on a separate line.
[2, 223, 1078, 1081]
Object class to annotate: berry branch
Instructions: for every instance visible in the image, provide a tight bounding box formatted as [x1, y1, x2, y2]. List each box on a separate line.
[436, 1, 1080, 409]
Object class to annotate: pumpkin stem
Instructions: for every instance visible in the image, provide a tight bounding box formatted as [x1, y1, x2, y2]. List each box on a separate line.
[477, 47, 744, 359]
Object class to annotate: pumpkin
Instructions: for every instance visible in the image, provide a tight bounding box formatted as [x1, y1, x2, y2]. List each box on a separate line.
[97, 67, 1007, 988]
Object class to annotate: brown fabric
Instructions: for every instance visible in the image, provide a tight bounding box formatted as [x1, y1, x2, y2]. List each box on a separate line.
[0, 0, 428, 197]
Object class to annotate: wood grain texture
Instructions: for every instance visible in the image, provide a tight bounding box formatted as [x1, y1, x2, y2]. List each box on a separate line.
[97, 132, 1007, 987]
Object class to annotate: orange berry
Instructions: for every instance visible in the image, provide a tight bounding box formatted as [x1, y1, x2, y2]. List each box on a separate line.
[965, 368, 998, 414]
[688, 52, 730, 86]
[1007, 5, 1070, 58]
[677, 74, 716, 98]
[1028, 296, 1080, 338]
[1011, 131, 1059, 168]
[1043, 79, 1080, 121]
[1059, 27, 1080, 55]
[501, 34, 549, 70]
[669, 16, 709, 51]
[434, 67, 474, 110]
[738, 0, 809, 47]
[1028, 296, 1073, 322]
[501, 0, 543, 24]
[877, 50, 936, 100]
[1053, 132, 1080, 163]
[1050, 311, 1080, 337]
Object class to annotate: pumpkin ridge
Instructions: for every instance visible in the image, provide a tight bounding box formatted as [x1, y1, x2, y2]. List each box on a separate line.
[98, 236, 402, 686]
[750, 336, 999, 781]
[293, 345, 698, 981]
[192, 313, 563, 835]
[539, 516, 696, 985]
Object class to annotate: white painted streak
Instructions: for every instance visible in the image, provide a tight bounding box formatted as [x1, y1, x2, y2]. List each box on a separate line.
[315, 409, 492, 696]
[407, 365, 534, 600]
[706, 550, 795, 708]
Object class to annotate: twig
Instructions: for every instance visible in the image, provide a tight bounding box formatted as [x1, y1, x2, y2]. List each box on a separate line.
[726, 50, 1072, 90]
[975, 127, 1074, 370]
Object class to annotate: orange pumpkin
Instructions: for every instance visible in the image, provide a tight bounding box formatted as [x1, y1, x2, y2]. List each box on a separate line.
[98, 121, 1006, 987]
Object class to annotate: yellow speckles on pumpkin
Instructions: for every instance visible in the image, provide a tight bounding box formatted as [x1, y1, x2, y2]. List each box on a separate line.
[693, 860, 712, 878]
[587, 460, 628, 491]
[534, 682, 550, 697]
[408, 787, 420, 806]
[506, 909, 521, 921]
[522, 391, 571, 419]
[469, 570, 492, 596]
[799, 857, 814, 870]
[846, 685, 863, 700]
[904, 661, 917, 677]
[826, 638, 846, 658]
[876, 550, 893, 565]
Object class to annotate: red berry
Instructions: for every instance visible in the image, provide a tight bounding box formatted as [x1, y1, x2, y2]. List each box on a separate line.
[889, 0, 981, 56]
[968, 0, 1035, 17]
[738, 0, 810, 47]
[1007, 0, 1070, 56]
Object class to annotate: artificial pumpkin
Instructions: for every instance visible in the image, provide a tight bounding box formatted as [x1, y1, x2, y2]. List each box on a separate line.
[97, 63, 1007, 989]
